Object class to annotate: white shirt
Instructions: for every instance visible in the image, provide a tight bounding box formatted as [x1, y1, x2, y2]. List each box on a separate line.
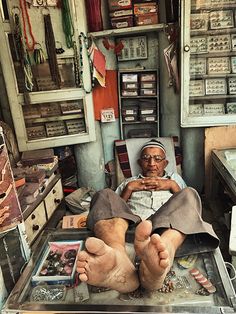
[115, 172, 187, 220]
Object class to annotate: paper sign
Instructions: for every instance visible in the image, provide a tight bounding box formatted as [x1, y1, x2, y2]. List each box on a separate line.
[101, 108, 115, 122]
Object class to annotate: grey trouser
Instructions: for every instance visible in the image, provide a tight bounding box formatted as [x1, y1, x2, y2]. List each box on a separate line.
[86, 187, 219, 256]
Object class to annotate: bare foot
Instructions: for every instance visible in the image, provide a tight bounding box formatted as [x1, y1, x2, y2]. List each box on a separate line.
[76, 237, 139, 293]
[134, 220, 174, 290]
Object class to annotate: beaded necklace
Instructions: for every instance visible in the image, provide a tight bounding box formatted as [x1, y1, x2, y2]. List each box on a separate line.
[78, 32, 95, 93]
[12, 9, 34, 91]
[19, 0, 36, 51]
[33, 43, 46, 64]
[61, 0, 74, 48]
[73, 41, 80, 87]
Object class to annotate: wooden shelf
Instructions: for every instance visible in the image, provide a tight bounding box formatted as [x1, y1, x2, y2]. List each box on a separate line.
[89, 23, 165, 38]
[189, 94, 236, 100]
[24, 113, 85, 124]
[191, 27, 236, 37]
[122, 120, 157, 125]
[190, 74, 236, 79]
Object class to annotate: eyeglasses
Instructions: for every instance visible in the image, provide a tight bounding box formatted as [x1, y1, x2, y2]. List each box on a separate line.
[141, 154, 166, 163]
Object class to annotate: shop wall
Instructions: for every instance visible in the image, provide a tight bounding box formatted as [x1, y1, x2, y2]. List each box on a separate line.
[0, 0, 205, 192]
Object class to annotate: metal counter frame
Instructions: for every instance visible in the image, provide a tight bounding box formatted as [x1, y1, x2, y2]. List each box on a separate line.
[2, 229, 236, 314]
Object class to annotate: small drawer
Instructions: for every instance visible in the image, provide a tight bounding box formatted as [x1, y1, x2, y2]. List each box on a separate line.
[140, 73, 156, 82]
[139, 114, 157, 122]
[122, 115, 138, 122]
[122, 82, 139, 89]
[122, 105, 139, 115]
[121, 73, 138, 82]
[122, 90, 139, 96]
[140, 81, 156, 89]
[140, 88, 157, 96]
[140, 108, 156, 115]
[24, 202, 47, 244]
[44, 179, 63, 219]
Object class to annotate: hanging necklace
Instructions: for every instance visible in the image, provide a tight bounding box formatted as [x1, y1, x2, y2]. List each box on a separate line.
[12, 9, 34, 91]
[78, 32, 95, 93]
[19, 0, 36, 51]
[33, 43, 46, 64]
[73, 41, 80, 87]
[61, 0, 74, 48]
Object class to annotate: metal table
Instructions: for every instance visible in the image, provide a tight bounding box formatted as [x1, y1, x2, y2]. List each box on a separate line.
[2, 229, 236, 314]
[211, 149, 236, 203]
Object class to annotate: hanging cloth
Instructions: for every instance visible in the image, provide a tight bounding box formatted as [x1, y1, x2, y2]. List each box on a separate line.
[92, 70, 119, 120]
[163, 24, 180, 93]
[89, 41, 106, 87]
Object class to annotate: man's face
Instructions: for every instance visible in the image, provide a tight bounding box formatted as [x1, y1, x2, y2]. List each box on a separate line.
[138, 147, 168, 177]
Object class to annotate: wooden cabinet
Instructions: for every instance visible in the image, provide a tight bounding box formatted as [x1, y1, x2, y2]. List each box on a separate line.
[181, 0, 236, 127]
[0, 1, 96, 151]
[44, 179, 64, 219]
[24, 202, 47, 245]
[23, 175, 64, 245]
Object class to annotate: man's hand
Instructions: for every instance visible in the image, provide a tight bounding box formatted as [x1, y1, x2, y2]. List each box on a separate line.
[140, 177, 180, 193]
[120, 177, 181, 201]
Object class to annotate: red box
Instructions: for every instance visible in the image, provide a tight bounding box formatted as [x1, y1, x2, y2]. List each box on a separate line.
[108, 0, 132, 12]
[133, 2, 157, 15]
[134, 13, 158, 25]
[109, 9, 133, 17]
[111, 15, 133, 29]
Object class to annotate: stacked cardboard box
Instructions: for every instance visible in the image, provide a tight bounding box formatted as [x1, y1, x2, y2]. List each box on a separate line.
[133, 1, 158, 26]
[108, 0, 158, 29]
[108, 0, 133, 29]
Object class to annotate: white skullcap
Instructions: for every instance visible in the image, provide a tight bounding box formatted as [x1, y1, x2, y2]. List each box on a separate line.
[141, 139, 166, 154]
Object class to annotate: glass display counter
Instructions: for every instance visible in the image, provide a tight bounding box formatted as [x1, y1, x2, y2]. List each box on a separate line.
[2, 229, 236, 314]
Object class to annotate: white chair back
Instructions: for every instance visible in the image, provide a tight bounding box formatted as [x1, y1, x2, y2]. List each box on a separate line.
[125, 137, 177, 176]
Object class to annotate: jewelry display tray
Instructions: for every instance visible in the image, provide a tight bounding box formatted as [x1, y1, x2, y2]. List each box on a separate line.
[2, 229, 236, 314]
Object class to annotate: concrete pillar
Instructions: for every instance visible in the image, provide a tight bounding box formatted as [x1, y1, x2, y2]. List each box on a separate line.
[101, 120, 120, 164]
[74, 121, 106, 191]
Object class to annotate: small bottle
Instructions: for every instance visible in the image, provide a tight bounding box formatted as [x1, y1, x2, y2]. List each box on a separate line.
[165, 0, 179, 24]
[85, 0, 103, 32]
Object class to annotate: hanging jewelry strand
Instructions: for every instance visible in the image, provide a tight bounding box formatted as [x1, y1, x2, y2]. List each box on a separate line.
[73, 41, 80, 87]
[61, 0, 74, 48]
[19, 0, 36, 51]
[12, 9, 34, 92]
[78, 32, 94, 93]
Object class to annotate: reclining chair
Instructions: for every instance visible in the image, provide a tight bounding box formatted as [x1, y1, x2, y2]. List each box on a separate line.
[114, 137, 177, 187]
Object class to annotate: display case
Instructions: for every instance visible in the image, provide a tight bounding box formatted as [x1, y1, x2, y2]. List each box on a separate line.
[181, 0, 236, 127]
[0, 1, 96, 151]
[2, 229, 236, 314]
[89, 17, 163, 140]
